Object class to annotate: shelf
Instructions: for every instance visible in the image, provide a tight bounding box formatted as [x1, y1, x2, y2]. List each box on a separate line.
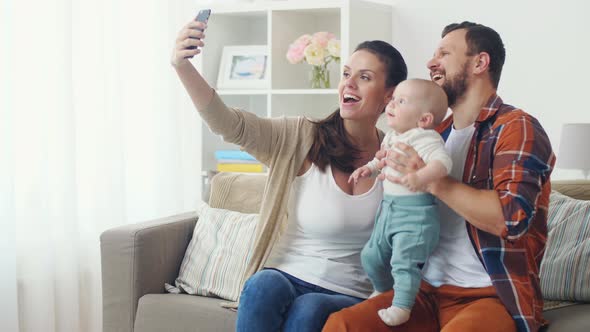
[271, 89, 338, 95]
[205, 0, 349, 13]
[217, 89, 269, 95]
[197, 0, 393, 175]
[216, 89, 338, 96]
[204, 0, 392, 14]
[210, 9, 267, 16]
[201, 170, 269, 177]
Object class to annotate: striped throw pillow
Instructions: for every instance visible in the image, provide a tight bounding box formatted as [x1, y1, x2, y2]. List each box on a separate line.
[540, 191, 590, 301]
[165, 201, 259, 301]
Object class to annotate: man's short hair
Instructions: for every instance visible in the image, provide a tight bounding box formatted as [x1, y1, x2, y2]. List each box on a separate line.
[442, 22, 506, 89]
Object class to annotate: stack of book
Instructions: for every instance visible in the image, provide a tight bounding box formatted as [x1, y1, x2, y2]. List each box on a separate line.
[215, 150, 264, 173]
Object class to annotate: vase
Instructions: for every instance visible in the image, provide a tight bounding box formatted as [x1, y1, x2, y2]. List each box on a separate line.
[309, 64, 330, 89]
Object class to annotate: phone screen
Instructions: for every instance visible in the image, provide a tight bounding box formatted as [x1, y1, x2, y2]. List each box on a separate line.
[195, 9, 211, 25]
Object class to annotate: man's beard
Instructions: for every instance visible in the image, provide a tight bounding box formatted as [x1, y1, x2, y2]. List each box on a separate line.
[442, 62, 469, 108]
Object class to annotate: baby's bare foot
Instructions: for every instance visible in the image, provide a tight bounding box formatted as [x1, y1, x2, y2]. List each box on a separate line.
[378, 306, 410, 326]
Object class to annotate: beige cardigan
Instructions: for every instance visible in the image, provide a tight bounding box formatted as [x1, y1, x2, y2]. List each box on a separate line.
[200, 92, 316, 289]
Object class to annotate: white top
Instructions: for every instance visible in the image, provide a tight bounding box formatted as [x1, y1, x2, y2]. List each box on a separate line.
[422, 125, 492, 287]
[366, 127, 452, 195]
[265, 164, 382, 299]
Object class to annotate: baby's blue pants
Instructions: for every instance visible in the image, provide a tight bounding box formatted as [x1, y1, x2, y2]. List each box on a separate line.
[361, 193, 440, 310]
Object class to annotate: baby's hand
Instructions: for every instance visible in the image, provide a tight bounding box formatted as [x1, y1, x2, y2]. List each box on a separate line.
[348, 166, 372, 184]
[401, 173, 426, 192]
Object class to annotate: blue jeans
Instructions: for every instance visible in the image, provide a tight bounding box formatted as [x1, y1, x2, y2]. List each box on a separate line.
[236, 269, 363, 332]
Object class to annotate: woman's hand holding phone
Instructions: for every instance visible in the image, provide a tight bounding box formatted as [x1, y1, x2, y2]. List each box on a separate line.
[171, 10, 210, 67]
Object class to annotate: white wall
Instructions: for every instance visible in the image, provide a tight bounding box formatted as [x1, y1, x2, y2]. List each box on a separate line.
[391, 0, 590, 179]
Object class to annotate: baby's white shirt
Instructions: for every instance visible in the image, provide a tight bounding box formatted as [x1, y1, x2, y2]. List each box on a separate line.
[366, 127, 452, 195]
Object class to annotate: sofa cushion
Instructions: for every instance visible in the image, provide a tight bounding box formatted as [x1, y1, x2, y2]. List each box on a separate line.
[134, 294, 236, 332]
[209, 172, 266, 213]
[165, 202, 258, 301]
[541, 303, 590, 331]
[540, 191, 590, 301]
[552, 180, 590, 201]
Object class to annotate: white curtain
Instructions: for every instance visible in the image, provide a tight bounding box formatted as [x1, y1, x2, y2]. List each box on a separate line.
[2, 1, 203, 331]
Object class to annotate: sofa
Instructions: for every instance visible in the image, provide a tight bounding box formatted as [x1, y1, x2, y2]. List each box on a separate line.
[101, 175, 590, 332]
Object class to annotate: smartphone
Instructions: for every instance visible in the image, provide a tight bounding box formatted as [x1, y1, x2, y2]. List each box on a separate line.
[187, 9, 211, 50]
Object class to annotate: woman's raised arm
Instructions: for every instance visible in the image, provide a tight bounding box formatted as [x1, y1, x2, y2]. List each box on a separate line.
[171, 19, 215, 111]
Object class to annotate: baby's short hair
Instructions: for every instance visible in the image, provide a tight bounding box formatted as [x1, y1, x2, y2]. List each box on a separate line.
[403, 78, 448, 126]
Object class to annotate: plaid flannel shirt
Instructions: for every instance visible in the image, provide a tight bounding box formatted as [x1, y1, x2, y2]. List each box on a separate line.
[436, 94, 556, 332]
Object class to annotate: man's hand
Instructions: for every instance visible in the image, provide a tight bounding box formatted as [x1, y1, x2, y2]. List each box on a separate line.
[374, 149, 388, 168]
[401, 173, 426, 192]
[380, 143, 426, 184]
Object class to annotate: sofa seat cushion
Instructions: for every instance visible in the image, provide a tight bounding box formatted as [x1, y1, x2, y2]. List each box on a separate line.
[134, 293, 236, 332]
[541, 303, 590, 331]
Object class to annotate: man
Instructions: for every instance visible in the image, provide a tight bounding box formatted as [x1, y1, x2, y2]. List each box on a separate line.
[322, 22, 555, 332]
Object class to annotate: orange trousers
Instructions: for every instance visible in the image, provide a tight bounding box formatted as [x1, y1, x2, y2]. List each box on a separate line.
[322, 281, 516, 332]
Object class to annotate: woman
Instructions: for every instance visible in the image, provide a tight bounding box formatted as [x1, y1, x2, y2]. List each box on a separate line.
[171, 19, 407, 332]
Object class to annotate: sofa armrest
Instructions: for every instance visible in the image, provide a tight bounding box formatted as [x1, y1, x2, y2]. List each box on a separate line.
[100, 212, 197, 332]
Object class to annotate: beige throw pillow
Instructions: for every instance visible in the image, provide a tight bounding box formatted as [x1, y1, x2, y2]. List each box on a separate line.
[540, 191, 590, 301]
[165, 201, 259, 301]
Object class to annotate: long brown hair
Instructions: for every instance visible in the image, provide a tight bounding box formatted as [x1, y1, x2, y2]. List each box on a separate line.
[307, 40, 408, 173]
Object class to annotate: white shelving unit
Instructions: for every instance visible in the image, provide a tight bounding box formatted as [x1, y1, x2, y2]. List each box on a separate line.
[195, 0, 393, 173]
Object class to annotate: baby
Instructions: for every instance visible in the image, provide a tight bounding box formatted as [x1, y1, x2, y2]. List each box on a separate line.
[349, 78, 452, 326]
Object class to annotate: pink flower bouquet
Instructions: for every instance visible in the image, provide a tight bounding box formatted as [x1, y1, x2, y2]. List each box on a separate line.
[286, 32, 340, 88]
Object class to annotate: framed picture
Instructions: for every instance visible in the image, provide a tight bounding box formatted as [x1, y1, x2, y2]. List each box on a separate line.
[217, 45, 269, 89]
